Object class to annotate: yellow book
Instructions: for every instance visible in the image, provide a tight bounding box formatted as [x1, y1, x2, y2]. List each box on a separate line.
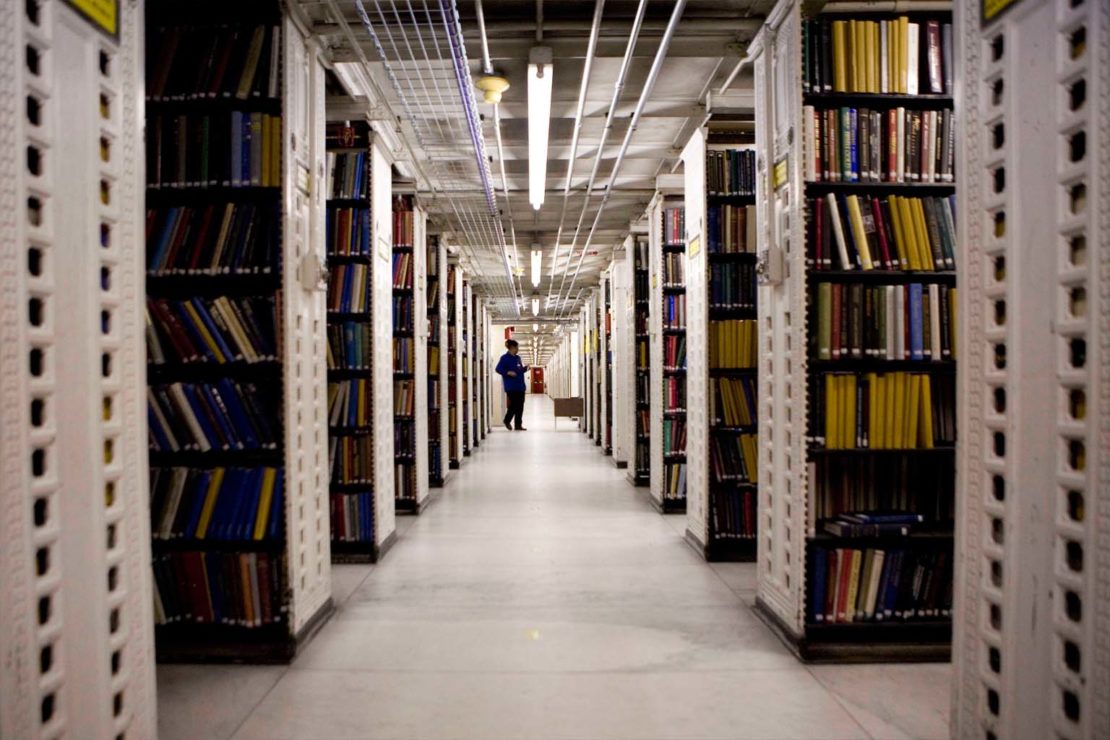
[919, 374, 935, 449]
[870, 22, 879, 93]
[867, 373, 879, 449]
[905, 374, 921, 448]
[239, 554, 255, 626]
[863, 22, 875, 93]
[892, 373, 906, 448]
[843, 375, 857, 448]
[846, 195, 874, 270]
[195, 467, 226, 539]
[911, 199, 936, 271]
[262, 116, 273, 186]
[896, 197, 922, 270]
[181, 301, 229, 363]
[270, 115, 282, 187]
[826, 374, 839, 448]
[833, 21, 848, 92]
[253, 467, 278, 540]
[855, 21, 866, 93]
[885, 372, 897, 449]
[843, 549, 863, 623]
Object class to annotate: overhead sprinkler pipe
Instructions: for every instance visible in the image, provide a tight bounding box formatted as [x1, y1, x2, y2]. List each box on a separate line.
[550, 0, 606, 281]
[552, 0, 648, 304]
[557, 0, 688, 317]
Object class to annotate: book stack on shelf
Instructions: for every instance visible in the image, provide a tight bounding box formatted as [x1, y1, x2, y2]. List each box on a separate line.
[631, 236, 651, 486]
[461, 280, 471, 456]
[660, 203, 687, 512]
[706, 141, 759, 559]
[594, 295, 603, 444]
[144, 2, 329, 660]
[604, 278, 613, 454]
[447, 264, 460, 469]
[470, 293, 480, 448]
[755, 3, 958, 661]
[392, 195, 418, 510]
[324, 121, 378, 561]
[427, 235, 444, 486]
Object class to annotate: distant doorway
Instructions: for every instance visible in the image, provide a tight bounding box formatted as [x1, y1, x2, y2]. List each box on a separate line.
[530, 366, 545, 394]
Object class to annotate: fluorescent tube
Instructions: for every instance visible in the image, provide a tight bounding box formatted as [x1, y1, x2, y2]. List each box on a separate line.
[528, 47, 553, 210]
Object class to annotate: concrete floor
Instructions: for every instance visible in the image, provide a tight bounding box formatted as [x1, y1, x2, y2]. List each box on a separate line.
[157, 395, 951, 740]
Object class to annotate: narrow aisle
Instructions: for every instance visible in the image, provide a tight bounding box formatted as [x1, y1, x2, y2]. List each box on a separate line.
[160, 395, 949, 740]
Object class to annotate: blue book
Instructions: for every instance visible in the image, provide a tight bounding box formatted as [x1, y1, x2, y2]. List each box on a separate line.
[178, 384, 220, 449]
[849, 108, 859, 182]
[812, 548, 828, 622]
[207, 468, 235, 540]
[148, 405, 173, 451]
[197, 384, 238, 449]
[267, 473, 284, 539]
[183, 469, 212, 539]
[882, 550, 905, 618]
[190, 299, 237, 362]
[358, 208, 371, 254]
[342, 265, 354, 313]
[150, 208, 182, 271]
[240, 468, 264, 540]
[841, 511, 926, 524]
[213, 379, 260, 449]
[707, 206, 719, 253]
[241, 112, 252, 186]
[908, 283, 924, 360]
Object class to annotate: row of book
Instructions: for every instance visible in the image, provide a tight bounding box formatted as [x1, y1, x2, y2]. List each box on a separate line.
[394, 424, 416, 459]
[393, 296, 414, 332]
[814, 372, 955, 450]
[327, 152, 368, 200]
[662, 252, 685, 286]
[664, 335, 686, 371]
[804, 106, 954, 184]
[635, 440, 650, 477]
[709, 320, 757, 369]
[428, 346, 440, 376]
[663, 207, 685, 246]
[393, 253, 415, 290]
[708, 204, 758, 254]
[394, 380, 415, 416]
[636, 339, 649, 368]
[427, 290, 439, 312]
[328, 264, 370, 314]
[148, 112, 282, 189]
[153, 551, 283, 628]
[393, 339, 414, 373]
[147, 296, 277, 365]
[710, 434, 758, 484]
[810, 456, 955, 522]
[706, 148, 756, 197]
[332, 492, 374, 542]
[711, 377, 757, 427]
[808, 194, 957, 272]
[820, 510, 943, 539]
[663, 419, 686, 456]
[396, 467, 416, 499]
[813, 282, 956, 362]
[802, 17, 952, 96]
[635, 374, 650, 406]
[809, 545, 952, 624]
[664, 378, 686, 412]
[712, 486, 756, 539]
[428, 439, 442, 482]
[709, 262, 757, 311]
[149, 381, 279, 452]
[151, 467, 283, 542]
[147, 25, 281, 102]
[664, 463, 687, 500]
[326, 322, 372, 371]
[328, 380, 373, 429]
[393, 198, 414, 247]
[147, 203, 279, 275]
[634, 239, 650, 270]
[664, 294, 687, 329]
[428, 379, 440, 410]
[330, 435, 373, 484]
[326, 207, 371, 257]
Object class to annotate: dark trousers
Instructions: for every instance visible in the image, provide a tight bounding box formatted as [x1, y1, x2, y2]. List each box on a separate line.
[504, 391, 525, 429]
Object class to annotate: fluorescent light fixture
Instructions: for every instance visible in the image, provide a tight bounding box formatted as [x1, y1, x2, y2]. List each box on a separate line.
[528, 47, 553, 210]
[531, 297, 540, 316]
[530, 249, 542, 287]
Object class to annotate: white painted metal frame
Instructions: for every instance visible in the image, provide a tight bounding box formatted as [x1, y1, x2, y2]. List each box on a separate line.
[430, 234, 449, 482]
[370, 136, 397, 548]
[412, 205, 429, 506]
[648, 194, 665, 506]
[611, 242, 634, 467]
[952, 1, 1109, 737]
[1, 0, 158, 734]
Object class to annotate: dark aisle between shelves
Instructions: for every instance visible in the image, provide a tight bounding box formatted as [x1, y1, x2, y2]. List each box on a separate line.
[157, 395, 950, 740]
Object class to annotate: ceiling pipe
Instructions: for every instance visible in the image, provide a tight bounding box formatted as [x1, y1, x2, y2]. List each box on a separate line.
[535, 0, 543, 42]
[552, 0, 649, 309]
[557, 0, 688, 317]
[549, 0, 606, 281]
[716, 47, 756, 96]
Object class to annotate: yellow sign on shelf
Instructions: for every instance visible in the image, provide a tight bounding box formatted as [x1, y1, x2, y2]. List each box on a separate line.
[983, 0, 1023, 24]
[688, 236, 701, 259]
[772, 157, 788, 191]
[64, 0, 119, 39]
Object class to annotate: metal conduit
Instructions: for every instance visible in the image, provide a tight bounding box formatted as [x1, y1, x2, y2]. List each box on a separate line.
[557, 0, 688, 317]
[551, 0, 649, 311]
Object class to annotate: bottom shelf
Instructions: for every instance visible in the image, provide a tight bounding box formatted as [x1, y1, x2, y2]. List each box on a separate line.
[155, 598, 334, 664]
[704, 536, 757, 563]
[627, 472, 650, 488]
[331, 529, 397, 564]
[395, 487, 440, 516]
[654, 496, 687, 515]
[753, 597, 951, 663]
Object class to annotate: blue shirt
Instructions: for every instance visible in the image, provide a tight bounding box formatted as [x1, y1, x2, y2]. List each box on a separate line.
[495, 352, 528, 393]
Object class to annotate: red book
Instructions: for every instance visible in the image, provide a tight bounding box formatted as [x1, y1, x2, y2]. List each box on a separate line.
[257, 553, 273, 624]
[870, 197, 893, 270]
[835, 548, 856, 623]
[187, 205, 218, 272]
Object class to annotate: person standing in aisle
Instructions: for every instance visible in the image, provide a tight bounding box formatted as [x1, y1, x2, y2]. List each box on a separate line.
[496, 339, 529, 431]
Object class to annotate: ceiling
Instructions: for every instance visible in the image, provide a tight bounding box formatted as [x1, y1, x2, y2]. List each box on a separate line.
[297, 0, 769, 335]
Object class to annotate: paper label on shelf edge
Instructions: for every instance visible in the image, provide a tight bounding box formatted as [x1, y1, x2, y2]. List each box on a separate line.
[688, 236, 701, 259]
[773, 157, 789, 191]
[64, 0, 119, 39]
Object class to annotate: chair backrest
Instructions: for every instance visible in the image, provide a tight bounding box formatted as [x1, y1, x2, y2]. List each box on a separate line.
[552, 397, 584, 417]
